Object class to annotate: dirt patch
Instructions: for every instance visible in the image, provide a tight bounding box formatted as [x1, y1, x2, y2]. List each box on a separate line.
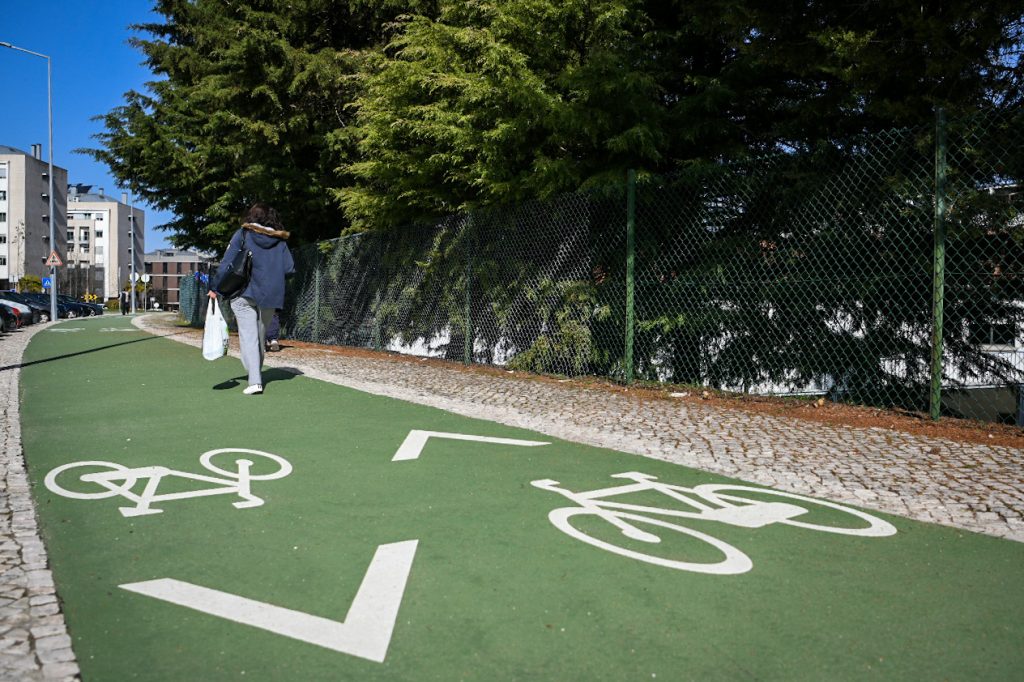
[156, 314, 1024, 449]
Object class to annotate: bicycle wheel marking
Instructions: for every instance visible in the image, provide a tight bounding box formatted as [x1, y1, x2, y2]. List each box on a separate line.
[533, 472, 897, 574]
[44, 448, 292, 518]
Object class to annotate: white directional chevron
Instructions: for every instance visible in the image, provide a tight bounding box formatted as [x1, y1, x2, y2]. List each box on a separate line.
[391, 430, 550, 461]
[120, 540, 418, 663]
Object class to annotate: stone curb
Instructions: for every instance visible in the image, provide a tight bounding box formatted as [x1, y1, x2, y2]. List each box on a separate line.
[0, 322, 80, 682]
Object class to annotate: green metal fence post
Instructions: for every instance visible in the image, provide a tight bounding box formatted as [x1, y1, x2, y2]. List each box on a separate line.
[625, 169, 637, 385]
[929, 108, 948, 421]
[464, 216, 474, 365]
[313, 259, 322, 342]
[372, 241, 383, 352]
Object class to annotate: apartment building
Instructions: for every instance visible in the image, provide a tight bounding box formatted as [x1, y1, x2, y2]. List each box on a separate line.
[0, 144, 68, 289]
[144, 248, 215, 309]
[65, 185, 145, 301]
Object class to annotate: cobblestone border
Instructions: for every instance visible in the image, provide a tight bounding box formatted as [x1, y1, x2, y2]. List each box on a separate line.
[0, 323, 80, 682]
[135, 313, 1024, 544]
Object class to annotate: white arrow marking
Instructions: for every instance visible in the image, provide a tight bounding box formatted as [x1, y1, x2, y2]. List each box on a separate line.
[392, 430, 549, 461]
[120, 539, 418, 663]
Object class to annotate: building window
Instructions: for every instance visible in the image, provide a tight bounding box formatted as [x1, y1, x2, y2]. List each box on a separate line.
[80, 229, 89, 241]
[67, 230, 74, 241]
[0, 212, 6, 222]
[0, 235, 6, 244]
[95, 229, 104, 238]
[0, 257, 6, 266]
[971, 322, 1017, 349]
[82, 244, 90, 253]
[0, 190, 6, 200]
[176, 262, 183, 274]
[96, 246, 104, 256]
[162, 262, 168, 274]
[96, 213, 104, 220]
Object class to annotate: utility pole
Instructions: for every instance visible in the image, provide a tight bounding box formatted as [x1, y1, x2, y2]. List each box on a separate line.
[130, 195, 137, 314]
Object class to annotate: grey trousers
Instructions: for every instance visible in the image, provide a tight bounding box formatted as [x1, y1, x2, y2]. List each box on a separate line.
[230, 297, 274, 386]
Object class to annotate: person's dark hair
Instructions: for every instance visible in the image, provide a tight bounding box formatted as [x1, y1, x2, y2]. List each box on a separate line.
[243, 202, 284, 230]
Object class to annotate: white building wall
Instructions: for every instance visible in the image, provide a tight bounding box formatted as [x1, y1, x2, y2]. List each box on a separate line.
[0, 161, 8, 281]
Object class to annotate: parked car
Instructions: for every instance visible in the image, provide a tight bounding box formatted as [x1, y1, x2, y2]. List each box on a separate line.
[1, 292, 51, 322]
[18, 292, 77, 319]
[59, 294, 103, 316]
[0, 303, 18, 332]
[0, 295, 37, 325]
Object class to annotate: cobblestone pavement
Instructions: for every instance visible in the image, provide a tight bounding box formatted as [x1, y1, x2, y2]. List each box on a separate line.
[136, 313, 1024, 543]
[0, 323, 79, 682]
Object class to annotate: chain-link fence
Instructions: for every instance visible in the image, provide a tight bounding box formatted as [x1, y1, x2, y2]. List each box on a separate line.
[193, 108, 1022, 425]
[283, 191, 626, 375]
[179, 274, 210, 327]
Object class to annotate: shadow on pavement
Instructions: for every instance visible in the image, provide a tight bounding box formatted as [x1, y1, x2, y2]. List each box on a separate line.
[0, 333, 182, 372]
[212, 367, 302, 390]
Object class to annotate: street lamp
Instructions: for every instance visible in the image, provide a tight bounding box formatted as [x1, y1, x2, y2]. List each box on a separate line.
[0, 41, 57, 322]
[126, 190, 137, 314]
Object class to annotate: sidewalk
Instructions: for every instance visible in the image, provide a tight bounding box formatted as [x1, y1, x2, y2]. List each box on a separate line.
[136, 313, 1024, 543]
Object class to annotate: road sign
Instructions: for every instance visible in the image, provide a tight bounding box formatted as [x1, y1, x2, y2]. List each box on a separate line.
[45, 251, 63, 267]
[42, 277, 52, 289]
[131, 272, 140, 282]
[141, 274, 151, 284]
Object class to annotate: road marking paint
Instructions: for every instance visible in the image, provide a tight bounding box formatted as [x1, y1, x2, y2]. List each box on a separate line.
[120, 539, 418, 662]
[392, 430, 549, 461]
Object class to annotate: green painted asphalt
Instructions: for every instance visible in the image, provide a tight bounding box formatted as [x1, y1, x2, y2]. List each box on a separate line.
[19, 316, 1024, 680]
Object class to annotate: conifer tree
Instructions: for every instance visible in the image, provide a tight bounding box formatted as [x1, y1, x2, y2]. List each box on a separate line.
[85, 0, 438, 250]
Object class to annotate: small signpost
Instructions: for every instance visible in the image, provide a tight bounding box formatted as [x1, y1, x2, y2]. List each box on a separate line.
[45, 251, 63, 267]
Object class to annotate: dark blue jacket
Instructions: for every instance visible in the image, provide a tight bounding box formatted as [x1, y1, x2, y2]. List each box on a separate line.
[212, 225, 295, 309]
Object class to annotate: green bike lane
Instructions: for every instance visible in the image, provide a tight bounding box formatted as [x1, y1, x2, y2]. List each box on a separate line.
[18, 316, 1024, 680]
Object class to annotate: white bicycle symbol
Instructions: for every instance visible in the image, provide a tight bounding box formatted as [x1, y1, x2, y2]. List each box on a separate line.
[44, 449, 292, 518]
[532, 471, 897, 575]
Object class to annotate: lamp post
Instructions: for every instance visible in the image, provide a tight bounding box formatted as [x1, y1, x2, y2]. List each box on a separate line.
[0, 41, 57, 322]
[128, 191, 137, 314]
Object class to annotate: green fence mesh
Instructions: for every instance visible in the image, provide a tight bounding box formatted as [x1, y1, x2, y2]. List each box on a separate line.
[197, 109, 1022, 425]
[283, 192, 627, 375]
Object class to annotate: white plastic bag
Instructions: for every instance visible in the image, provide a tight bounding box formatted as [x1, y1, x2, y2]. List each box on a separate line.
[202, 298, 229, 361]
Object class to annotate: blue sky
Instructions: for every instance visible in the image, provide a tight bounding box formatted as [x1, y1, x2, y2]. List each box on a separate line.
[0, 1, 174, 249]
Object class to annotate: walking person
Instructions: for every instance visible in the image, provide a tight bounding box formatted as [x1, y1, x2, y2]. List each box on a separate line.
[209, 203, 295, 395]
[265, 311, 281, 353]
[120, 289, 130, 315]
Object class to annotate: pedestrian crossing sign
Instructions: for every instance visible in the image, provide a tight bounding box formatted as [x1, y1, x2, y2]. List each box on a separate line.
[45, 250, 63, 267]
